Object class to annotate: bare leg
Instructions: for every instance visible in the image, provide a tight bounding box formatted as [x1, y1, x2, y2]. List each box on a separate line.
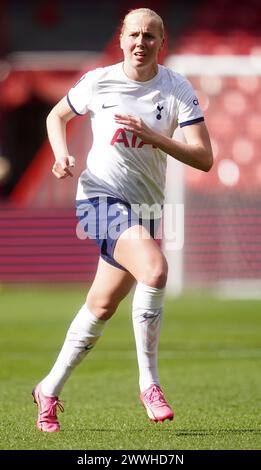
[113, 225, 168, 288]
[87, 257, 135, 320]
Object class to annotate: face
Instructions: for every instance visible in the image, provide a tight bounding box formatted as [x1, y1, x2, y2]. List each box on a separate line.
[120, 13, 164, 73]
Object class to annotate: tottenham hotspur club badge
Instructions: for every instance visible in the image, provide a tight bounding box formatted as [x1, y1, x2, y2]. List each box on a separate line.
[156, 104, 164, 120]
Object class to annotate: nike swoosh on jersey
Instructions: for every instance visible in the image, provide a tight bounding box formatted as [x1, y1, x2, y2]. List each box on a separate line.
[102, 104, 118, 109]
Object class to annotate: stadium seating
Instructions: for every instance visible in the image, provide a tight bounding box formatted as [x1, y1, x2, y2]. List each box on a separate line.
[168, 0, 261, 285]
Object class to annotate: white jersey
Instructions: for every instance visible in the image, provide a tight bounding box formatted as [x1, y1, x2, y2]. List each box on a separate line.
[67, 62, 204, 214]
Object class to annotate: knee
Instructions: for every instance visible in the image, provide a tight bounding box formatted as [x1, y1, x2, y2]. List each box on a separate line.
[86, 293, 118, 321]
[142, 255, 168, 289]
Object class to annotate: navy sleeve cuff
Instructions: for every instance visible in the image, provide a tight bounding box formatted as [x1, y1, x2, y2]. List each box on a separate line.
[67, 95, 83, 116]
[179, 117, 204, 128]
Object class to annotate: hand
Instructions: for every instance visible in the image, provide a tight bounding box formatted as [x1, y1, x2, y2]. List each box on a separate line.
[114, 113, 156, 144]
[52, 156, 75, 179]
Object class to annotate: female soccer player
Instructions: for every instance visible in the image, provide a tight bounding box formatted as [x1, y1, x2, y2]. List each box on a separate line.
[32, 8, 213, 432]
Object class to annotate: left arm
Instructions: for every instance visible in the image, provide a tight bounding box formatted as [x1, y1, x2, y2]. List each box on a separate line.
[114, 114, 213, 172]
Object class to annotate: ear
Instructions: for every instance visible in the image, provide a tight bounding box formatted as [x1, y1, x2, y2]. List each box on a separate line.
[120, 34, 123, 50]
[159, 36, 165, 50]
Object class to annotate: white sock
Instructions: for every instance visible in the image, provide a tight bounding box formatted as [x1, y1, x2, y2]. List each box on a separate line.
[41, 304, 106, 396]
[132, 282, 165, 393]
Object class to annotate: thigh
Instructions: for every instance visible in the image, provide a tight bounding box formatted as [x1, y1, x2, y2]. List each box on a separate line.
[113, 224, 167, 286]
[76, 197, 140, 272]
[86, 257, 135, 319]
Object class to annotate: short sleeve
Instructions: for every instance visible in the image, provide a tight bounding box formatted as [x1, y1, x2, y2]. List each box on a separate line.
[67, 71, 95, 116]
[176, 79, 204, 128]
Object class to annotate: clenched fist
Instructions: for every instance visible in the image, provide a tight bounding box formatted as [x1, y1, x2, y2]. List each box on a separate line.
[52, 156, 75, 179]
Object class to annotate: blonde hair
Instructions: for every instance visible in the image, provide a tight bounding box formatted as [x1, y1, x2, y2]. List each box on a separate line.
[121, 8, 164, 38]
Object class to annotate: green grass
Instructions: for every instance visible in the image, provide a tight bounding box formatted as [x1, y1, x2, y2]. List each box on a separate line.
[0, 286, 260, 450]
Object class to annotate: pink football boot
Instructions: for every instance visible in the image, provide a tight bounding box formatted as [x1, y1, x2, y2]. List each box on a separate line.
[32, 383, 64, 432]
[140, 384, 174, 422]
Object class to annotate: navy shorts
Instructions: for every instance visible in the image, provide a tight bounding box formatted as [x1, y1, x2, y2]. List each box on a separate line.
[76, 197, 161, 271]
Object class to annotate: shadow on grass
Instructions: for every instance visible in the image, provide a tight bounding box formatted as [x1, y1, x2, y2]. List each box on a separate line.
[172, 429, 261, 436]
[63, 428, 261, 436]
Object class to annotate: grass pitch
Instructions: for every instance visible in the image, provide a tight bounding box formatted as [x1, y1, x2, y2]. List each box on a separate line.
[0, 286, 260, 450]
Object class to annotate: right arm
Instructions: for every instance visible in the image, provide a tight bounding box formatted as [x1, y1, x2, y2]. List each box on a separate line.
[46, 96, 76, 179]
